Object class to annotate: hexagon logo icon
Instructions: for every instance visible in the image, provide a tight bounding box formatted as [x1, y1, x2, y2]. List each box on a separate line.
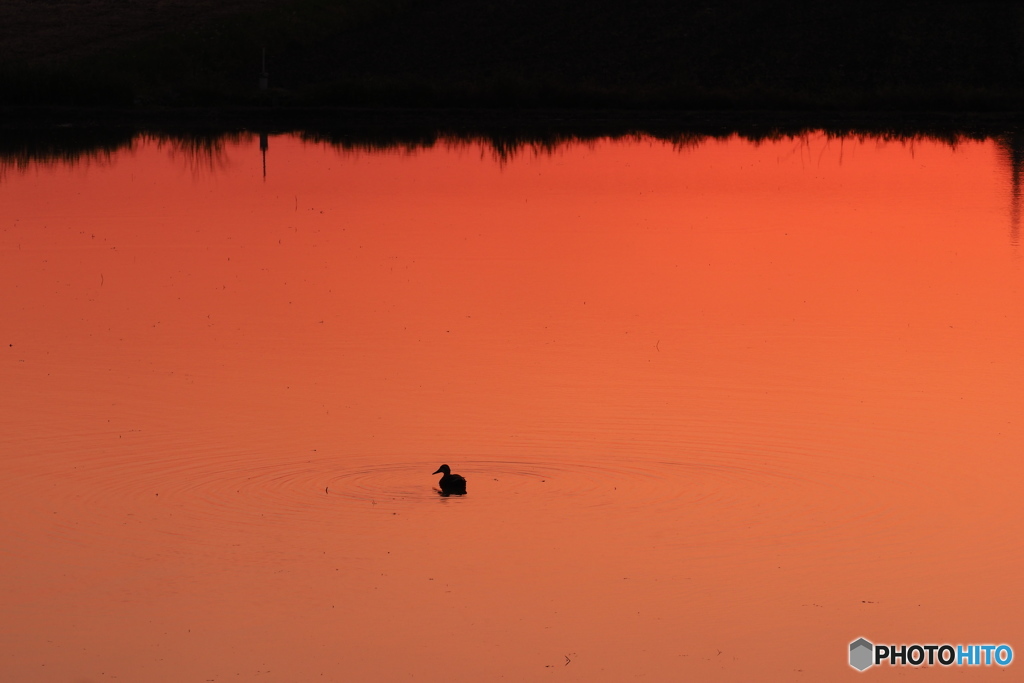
[850, 638, 874, 671]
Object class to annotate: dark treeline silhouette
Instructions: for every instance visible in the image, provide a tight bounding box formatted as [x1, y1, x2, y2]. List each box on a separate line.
[278, 0, 1024, 109]
[4, 0, 1024, 109]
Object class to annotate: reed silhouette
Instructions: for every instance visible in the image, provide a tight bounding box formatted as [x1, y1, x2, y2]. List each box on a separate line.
[0, 117, 1007, 172]
[997, 132, 1024, 246]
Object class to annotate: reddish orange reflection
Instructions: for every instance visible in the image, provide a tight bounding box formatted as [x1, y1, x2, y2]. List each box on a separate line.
[0, 134, 1021, 681]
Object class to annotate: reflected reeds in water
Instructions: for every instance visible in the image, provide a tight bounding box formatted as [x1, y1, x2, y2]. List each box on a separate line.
[0, 128, 249, 179]
[8, 120, 1021, 249]
[0, 125, 132, 177]
[997, 131, 1024, 246]
[0, 114, 1013, 171]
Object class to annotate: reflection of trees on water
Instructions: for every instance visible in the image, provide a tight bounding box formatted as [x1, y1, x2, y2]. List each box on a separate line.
[0, 127, 132, 179]
[0, 128, 247, 180]
[4, 121, 1024, 245]
[0, 118, 979, 168]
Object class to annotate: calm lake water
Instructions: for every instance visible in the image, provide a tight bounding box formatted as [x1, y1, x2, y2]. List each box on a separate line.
[1, 131, 1022, 681]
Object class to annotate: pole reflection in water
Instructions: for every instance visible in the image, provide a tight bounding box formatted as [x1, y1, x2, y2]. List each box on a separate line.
[0, 132, 1021, 681]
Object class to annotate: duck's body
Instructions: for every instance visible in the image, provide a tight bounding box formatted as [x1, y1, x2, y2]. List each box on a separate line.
[432, 464, 467, 495]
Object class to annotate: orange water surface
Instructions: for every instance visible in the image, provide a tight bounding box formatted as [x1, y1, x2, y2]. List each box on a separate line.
[1, 132, 1022, 681]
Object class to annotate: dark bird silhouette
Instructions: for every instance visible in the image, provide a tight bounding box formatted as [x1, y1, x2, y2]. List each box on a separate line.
[432, 464, 467, 495]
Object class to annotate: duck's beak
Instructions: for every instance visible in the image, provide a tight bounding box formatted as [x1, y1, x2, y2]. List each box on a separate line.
[432, 467, 443, 475]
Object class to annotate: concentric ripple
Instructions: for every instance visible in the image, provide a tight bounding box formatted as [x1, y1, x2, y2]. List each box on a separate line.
[8, 425, 907, 568]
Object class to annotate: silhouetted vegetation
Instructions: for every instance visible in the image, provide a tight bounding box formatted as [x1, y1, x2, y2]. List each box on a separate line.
[0, 111, 1019, 176]
[3, 0, 1024, 110]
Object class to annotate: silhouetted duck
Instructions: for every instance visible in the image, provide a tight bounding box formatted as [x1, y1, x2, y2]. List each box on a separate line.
[432, 464, 467, 495]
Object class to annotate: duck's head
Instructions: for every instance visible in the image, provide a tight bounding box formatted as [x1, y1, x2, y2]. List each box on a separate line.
[432, 464, 451, 475]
